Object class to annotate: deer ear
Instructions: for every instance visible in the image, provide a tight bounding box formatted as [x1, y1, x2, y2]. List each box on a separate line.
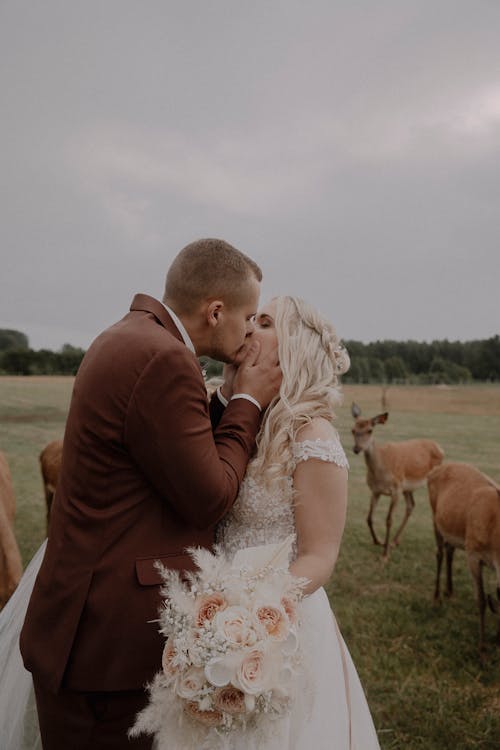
[351, 402, 362, 418]
[372, 412, 389, 425]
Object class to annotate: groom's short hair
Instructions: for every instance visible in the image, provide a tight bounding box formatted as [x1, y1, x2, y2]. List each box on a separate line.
[163, 238, 262, 313]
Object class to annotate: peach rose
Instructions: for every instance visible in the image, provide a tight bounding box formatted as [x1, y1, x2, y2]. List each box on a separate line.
[176, 666, 206, 700]
[161, 639, 178, 678]
[214, 606, 257, 647]
[213, 686, 246, 715]
[184, 701, 223, 727]
[195, 592, 228, 628]
[236, 649, 268, 694]
[255, 605, 288, 641]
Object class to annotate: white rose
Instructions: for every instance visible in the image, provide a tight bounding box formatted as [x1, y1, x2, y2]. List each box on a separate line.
[205, 650, 241, 687]
[214, 606, 258, 647]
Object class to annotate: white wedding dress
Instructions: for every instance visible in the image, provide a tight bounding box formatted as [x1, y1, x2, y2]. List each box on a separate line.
[0, 543, 45, 750]
[215, 436, 380, 750]
[0, 436, 380, 750]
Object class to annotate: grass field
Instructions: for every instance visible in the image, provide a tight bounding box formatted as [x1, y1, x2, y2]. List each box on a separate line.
[1, 378, 499, 748]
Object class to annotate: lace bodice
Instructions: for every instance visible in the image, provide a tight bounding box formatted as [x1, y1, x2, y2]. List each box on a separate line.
[216, 437, 349, 558]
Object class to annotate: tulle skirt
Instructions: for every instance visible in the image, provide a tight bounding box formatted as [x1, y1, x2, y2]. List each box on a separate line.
[0, 542, 45, 750]
[228, 587, 380, 750]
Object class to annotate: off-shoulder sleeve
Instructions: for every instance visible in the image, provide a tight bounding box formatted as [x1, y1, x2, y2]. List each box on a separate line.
[292, 436, 349, 469]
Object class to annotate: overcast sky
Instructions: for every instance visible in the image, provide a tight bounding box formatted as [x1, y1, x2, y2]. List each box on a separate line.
[1, 1, 499, 351]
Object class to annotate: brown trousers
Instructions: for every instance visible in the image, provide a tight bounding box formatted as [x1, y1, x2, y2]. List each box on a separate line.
[33, 679, 153, 750]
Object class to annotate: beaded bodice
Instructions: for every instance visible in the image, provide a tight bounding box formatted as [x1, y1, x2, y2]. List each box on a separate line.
[216, 437, 349, 558]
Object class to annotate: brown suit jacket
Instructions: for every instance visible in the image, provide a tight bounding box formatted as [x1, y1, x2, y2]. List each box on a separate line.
[20, 294, 261, 693]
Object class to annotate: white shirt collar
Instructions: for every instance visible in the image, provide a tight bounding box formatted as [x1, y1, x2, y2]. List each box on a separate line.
[162, 303, 196, 355]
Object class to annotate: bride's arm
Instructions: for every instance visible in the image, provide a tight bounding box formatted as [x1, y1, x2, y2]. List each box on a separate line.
[288, 419, 348, 596]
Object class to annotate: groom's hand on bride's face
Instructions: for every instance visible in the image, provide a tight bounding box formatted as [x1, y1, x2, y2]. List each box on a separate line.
[220, 363, 237, 401]
[219, 336, 261, 401]
[233, 340, 282, 409]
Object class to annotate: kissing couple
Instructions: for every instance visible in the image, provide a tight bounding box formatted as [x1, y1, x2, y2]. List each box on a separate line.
[1, 238, 380, 749]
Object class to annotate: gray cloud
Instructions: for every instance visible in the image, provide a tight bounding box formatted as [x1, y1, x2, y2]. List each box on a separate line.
[1, 0, 499, 349]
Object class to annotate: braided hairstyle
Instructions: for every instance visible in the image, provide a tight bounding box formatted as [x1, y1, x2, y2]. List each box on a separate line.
[248, 296, 350, 490]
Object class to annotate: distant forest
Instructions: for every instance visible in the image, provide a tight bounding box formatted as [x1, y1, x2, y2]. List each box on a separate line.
[0, 329, 85, 376]
[1, 328, 499, 383]
[341, 336, 500, 384]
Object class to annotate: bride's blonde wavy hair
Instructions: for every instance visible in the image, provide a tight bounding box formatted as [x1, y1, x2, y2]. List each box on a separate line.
[247, 296, 350, 490]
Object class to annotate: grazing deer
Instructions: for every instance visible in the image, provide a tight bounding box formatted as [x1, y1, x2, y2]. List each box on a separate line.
[0, 450, 23, 607]
[39, 439, 63, 529]
[351, 402, 444, 558]
[428, 462, 500, 658]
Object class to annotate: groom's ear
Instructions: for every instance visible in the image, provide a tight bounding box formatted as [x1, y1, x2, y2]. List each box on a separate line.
[206, 300, 224, 327]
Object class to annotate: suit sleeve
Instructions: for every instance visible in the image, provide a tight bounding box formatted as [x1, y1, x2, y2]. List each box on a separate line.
[124, 348, 261, 529]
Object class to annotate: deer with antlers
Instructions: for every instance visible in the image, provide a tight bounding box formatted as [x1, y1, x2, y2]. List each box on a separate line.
[351, 403, 444, 558]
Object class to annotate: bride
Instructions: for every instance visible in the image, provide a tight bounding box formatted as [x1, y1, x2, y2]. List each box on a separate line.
[0, 295, 380, 749]
[218, 296, 379, 748]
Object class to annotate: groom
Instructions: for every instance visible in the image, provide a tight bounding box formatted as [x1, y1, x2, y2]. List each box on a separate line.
[20, 238, 281, 749]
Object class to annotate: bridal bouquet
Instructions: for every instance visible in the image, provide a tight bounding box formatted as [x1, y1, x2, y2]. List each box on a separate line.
[130, 536, 306, 749]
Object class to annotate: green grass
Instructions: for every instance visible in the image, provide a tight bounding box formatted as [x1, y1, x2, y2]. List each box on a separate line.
[0, 376, 72, 562]
[329, 384, 500, 749]
[1, 378, 499, 748]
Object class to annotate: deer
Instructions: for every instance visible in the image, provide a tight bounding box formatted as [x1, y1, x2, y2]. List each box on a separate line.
[0, 450, 23, 607]
[351, 402, 444, 559]
[39, 439, 63, 529]
[428, 462, 500, 658]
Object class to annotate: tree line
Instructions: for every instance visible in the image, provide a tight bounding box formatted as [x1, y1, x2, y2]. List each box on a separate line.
[1, 329, 499, 383]
[341, 336, 500, 384]
[0, 330, 85, 376]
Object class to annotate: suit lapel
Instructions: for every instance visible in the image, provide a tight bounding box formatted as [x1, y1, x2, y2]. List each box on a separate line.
[129, 294, 183, 343]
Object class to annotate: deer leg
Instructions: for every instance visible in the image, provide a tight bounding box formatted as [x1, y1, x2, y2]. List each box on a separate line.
[382, 492, 398, 560]
[444, 543, 455, 598]
[367, 493, 382, 546]
[497, 594, 500, 645]
[468, 555, 487, 660]
[490, 588, 500, 645]
[487, 577, 500, 644]
[487, 586, 500, 615]
[434, 525, 444, 603]
[391, 491, 415, 547]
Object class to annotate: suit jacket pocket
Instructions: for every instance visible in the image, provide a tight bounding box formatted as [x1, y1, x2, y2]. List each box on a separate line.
[135, 552, 195, 586]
